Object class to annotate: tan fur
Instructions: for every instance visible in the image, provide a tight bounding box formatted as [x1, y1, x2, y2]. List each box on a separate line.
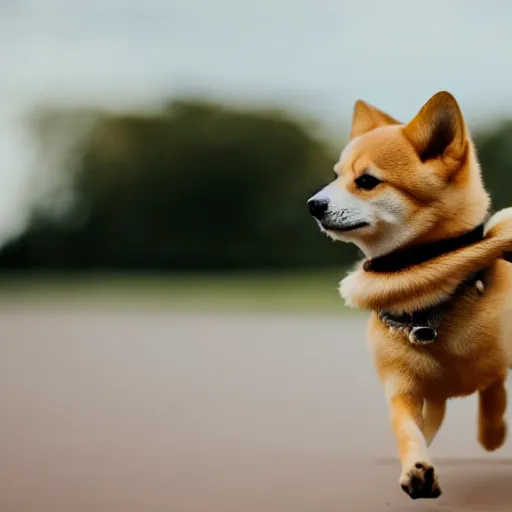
[315, 91, 512, 499]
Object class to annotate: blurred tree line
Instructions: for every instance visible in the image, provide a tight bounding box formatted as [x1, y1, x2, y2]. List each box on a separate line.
[0, 100, 511, 273]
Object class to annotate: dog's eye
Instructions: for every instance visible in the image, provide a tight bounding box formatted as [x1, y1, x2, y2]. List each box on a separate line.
[355, 173, 381, 191]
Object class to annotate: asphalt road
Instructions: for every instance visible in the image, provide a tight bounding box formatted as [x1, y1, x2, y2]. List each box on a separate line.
[2, 309, 512, 511]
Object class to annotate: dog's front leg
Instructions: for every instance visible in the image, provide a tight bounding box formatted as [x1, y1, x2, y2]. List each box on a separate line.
[388, 390, 442, 499]
[423, 398, 446, 446]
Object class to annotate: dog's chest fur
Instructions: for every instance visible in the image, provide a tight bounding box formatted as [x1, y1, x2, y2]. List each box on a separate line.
[367, 260, 512, 400]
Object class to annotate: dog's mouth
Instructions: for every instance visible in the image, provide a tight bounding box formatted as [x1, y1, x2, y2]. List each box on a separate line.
[320, 221, 370, 233]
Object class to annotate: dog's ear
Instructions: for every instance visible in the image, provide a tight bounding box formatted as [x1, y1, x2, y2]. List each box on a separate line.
[350, 100, 400, 139]
[403, 91, 467, 163]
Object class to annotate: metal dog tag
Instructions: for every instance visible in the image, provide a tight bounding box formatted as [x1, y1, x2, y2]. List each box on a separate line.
[409, 326, 437, 345]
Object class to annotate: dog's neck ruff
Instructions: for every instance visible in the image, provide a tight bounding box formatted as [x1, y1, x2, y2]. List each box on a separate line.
[378, 271, 485, 345]
[363, 223, 485, 273]
[363, 224, 486, 345]
[339, 208, 512, 325]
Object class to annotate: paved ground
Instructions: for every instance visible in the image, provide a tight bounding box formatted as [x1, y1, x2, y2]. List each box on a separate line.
[2, 308, 512, 511]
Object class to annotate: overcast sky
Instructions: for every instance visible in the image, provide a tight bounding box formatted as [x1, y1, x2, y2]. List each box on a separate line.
[1, 0, 512, 242]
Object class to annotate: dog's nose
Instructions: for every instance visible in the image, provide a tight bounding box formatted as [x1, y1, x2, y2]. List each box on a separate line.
[308, 198, 329, 220]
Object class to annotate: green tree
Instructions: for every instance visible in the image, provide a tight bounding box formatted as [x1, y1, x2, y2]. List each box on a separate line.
[475, 121, 512, 212]
[0, 100, 357, 271]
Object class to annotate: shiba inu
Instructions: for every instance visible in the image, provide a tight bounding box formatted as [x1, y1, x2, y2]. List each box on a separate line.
[308, 91, 512, 499]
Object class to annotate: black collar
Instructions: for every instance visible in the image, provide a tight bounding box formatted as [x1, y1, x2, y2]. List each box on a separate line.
[363, 223, 485, 273]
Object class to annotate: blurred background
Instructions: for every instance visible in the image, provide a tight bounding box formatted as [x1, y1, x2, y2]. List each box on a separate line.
[4, 1, 512, 511]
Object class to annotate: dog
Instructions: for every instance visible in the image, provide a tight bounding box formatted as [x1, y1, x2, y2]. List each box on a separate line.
[308, 91, 512, 499]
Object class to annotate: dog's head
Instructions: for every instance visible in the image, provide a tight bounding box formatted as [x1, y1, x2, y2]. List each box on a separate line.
[308, 91, 490, 257]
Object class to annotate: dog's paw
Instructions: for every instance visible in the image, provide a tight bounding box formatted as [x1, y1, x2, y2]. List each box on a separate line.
[338, 272, 359, 308]
[479, 418, 507, 451]
[484, 207, 512, 237]
[399, 462, 441, 500]
[484, 208, 512, 254]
